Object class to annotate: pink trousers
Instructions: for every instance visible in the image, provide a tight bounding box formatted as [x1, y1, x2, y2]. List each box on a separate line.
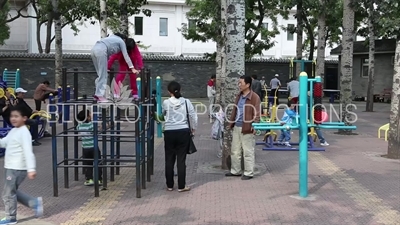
[114, 72, 138, 95]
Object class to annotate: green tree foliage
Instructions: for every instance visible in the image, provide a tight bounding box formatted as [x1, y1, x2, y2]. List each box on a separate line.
[0, 1, 10, 45]
[180, 0, 285, 59]
[3, 0, 151, 52]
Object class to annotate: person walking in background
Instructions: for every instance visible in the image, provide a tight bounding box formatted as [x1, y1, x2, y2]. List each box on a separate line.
[269, 74, 281, 105]
[0, 105, 43, 225]
[91, 33, 139, 102]
[162, 81, 198, 192]
[287, 77, 300, 111]
[260, 76, 266, 100]
[225, 75, 261, 180]
[251, 75, 262, 100]
[207, 75, 216, 118]
[107, 38, 143, 99]
[33, 80, 58, 111]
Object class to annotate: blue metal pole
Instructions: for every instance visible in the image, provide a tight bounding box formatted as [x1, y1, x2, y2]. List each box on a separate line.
[156, 76, 162, 137]
[299, 71, 309, 198]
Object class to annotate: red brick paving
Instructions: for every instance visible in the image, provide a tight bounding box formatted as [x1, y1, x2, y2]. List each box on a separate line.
[0, 99, 398, 225]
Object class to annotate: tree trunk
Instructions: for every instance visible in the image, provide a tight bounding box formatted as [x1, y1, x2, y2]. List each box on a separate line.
[119, 0, 128, 36]
[36, 20, 43, 54]
[222, 0, 245, 170]
[100, 0, 107, 38]
[44, 15, 54, 54]
[387, 38, 400, 159]
[316, 0, 326, 85]
[338, 0, 355, 134]
[52, 0, 62, 88]
[295, 1, 303, 75]
[216, 0, 227, 107]
[365, 1, 375, 112]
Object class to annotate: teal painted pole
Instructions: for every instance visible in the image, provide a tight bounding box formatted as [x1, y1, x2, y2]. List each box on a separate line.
[156, 77, 162, 137]
[300, 61, 305, 72]
[309, 80, 314, 124]
[299, 71, 309, 198]
[137, 78, 142, 99]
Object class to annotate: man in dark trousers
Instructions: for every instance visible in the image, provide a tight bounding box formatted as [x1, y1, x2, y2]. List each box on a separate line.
[15, 87, 51, 146]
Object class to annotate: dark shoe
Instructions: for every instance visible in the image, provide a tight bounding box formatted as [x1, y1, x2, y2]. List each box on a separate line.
[241, 175, 253, 180]
[33, 141, 41, 146]
[43, 131, 52, 137]
[225, 172, 241, 177]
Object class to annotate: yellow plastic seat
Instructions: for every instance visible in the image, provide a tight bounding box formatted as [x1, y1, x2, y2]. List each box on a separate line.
[378, 123, 389, 141]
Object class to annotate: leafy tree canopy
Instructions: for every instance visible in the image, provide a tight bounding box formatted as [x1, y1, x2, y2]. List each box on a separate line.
[180, 0, 286, 59]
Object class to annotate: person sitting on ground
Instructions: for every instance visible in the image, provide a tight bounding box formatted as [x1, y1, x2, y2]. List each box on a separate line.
[0, 88, 16, 127]
[76, 109, 104, 186]
[278, 100, 297, 147]
[33, 80, 58, 111]
[15, 87, 50, 146]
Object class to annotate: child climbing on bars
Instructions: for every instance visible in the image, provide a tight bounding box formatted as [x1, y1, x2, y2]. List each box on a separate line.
[91, 33, 139, 102]
[108, 38, 143, 100]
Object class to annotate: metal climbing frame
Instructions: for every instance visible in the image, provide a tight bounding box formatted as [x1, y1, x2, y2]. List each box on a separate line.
[49, 68, 155, 198]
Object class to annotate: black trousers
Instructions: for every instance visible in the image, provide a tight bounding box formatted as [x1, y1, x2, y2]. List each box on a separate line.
[164, 129, 190, 189]
[269, 88, 279, 105]
[35, 91, 58, 111]
[82, 147, 103, 180]
[25, 119, 39, 141]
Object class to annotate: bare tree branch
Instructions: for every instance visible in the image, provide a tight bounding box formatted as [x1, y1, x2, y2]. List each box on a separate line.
[6, 0, 38, 23]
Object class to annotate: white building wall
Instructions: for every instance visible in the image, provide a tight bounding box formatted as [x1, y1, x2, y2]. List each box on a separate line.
[2, 0, 337, 58]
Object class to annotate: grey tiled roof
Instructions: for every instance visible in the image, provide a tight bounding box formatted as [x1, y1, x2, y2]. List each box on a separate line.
[0, 52, 338, 63]
[330, 39, 396, 55]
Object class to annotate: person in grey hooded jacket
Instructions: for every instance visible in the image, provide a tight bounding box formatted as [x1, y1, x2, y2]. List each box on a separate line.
[91, 33, 139, 102]
[162, 81, 198, 192]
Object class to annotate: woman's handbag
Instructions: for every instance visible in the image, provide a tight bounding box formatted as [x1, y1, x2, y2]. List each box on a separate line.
[185, 100, 197, 154]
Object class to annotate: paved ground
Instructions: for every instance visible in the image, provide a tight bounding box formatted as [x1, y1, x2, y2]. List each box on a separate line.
[0, 98, 399, 225]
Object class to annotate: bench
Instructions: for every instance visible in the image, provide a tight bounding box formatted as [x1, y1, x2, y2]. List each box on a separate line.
[374, 89, 392, 103]
[378, 123, 389, 141]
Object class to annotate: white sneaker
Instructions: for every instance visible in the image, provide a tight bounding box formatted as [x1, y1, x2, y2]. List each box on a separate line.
[321, 142, 330, 146]
[113, 94, 120, 98]
[284, 142, 291, 147]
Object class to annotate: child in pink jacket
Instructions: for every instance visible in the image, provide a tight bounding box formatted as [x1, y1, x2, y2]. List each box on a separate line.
[108, 38, 143, 98]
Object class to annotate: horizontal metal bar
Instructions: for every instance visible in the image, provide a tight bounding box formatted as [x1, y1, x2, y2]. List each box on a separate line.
[312, 125, 357, 129]
[57, 164, 137, 168]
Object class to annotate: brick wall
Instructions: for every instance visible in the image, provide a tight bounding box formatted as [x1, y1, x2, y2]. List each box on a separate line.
[0, 53, 338, 98]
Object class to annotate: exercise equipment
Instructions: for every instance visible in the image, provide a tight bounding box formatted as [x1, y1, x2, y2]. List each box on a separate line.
[289, 59, 316, 78]
[49, 68, 155, 198]
[2, 68, 21, 89]
[253, 72, 357, 198]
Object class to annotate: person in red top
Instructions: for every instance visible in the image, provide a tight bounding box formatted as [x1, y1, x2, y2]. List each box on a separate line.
[107, 38, 143, 98]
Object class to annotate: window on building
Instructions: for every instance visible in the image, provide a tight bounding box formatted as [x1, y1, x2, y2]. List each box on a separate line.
[188, 19, 196, 30]
[261, 23, 268, 40]
[287, 24, 295, 41]
[362, 58, 369, 78]
[134, 17, 143, 35]
[160, 18, 168, 36]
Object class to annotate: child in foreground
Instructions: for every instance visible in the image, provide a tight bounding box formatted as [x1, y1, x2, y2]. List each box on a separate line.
[76, 109, 103, 186]
[0, 105, 43, 225]
[278, 101, 297, 147]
